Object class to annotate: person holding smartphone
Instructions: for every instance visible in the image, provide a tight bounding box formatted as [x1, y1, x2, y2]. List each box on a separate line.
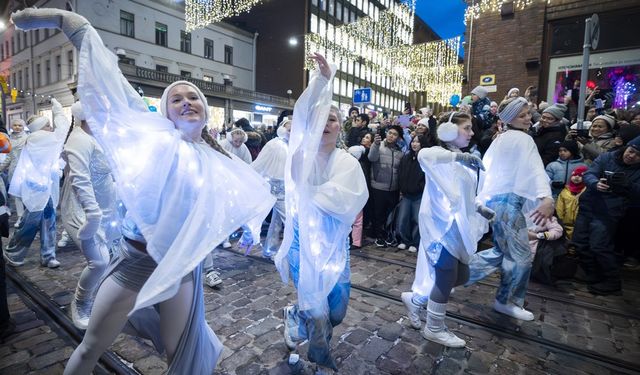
[572, 136, 640, 295]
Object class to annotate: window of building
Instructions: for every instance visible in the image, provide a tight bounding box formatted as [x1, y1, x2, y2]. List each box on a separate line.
[120, 11, 135, 37]
[311, 14, 318, 33]
[180, 70, 191, 78]
[4, 41, 8, 58]
[16, 33, 21, 51]
[155, 22, 167, 47]
[12, 73, 16, 88]
[44, 29, 50, 39]
[204, 38, 214, 60]
[180, 30, 192, 53]
[68, 50, 74, 78]
[203, 75, 213, 82]
[11, 39, 14, 55]
[56, 55, 61, 81]
[25, 67, 29, 89]
[224, 45, 233, 65]
[34, 30, 40, 44]
[45, 59, 51, 84]
[36, 63, 41, 87]
[156, 64, 168, 72]
[18, 70, 22, 89]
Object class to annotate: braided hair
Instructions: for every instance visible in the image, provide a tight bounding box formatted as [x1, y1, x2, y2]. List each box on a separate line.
[201, 127, 231, 158]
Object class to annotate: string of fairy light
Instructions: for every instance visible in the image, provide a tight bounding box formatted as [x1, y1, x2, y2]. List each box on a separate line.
[185, 0, 265, 32]
[465, 0, 553, 24]
[304, 1, 463, 106]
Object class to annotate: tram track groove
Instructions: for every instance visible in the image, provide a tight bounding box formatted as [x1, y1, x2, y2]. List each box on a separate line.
[222, 247, 640, 375]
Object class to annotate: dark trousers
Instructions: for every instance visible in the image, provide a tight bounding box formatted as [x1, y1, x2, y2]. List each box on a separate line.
[0, 240, 9, 326]
[370, 188, 399, 240]
[572, 208, 620, 284]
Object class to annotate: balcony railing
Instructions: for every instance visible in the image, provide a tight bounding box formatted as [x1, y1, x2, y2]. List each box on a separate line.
[121, 63, 292, 108]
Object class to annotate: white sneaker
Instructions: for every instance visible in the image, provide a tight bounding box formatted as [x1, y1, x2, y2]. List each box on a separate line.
[57, 232, 72, 247]
[13, 218, 22, 228]
[421, 327, 466, 348]
[283, 306, 297, 351]
[3, 252, 24, 267]
[397, 243, 407, 250]
[46, 259, 61, 268]
[71, 298, 91, 330]
[222, 240, 232, 249]
[493, 300, 534, 321]
[408, 246, 417, 253]
[204, 271, 222, 288]
[401, 292, 422, 330]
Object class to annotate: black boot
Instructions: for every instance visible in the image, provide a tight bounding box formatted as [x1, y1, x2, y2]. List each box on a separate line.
[588, 280, 622, 296]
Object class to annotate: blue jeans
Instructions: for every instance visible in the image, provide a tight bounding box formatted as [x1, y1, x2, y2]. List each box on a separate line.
[5, 197, 57, 264]
[467, 193, 532, 307]
[285, 224, 350, 370]
[395, 194, 421, 247]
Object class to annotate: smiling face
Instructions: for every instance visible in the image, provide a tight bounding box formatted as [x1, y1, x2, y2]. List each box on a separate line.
[166, 84, 206, 132]
[361, 133, 372, 148]
[410, 135, 423, 152]
[623, 146, 640, 165]
[539, 113, 558, 128]
[590, 119, 610, 138]
[509, 105, 532, 130]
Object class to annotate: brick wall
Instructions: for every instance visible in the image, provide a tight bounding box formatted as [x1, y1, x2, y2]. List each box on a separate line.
[463, 0, 640, 104]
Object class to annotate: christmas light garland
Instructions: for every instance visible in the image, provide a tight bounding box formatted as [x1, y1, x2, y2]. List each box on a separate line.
[465, 0, 553, 25]
[185, 0, 265, 31]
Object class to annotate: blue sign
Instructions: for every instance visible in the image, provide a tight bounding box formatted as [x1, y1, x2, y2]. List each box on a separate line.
[353, 87, 372, 104]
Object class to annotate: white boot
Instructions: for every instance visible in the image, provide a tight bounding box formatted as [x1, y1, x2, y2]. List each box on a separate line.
[422, 300, 466, 348]
[401, 292, 423, 329]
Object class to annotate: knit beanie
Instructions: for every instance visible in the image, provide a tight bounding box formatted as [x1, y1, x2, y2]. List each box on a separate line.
[617, 124, 640, 145]
[498, 97, 528, 124]
[538, 101, 549, 112]
[349, 106, 359, 115]
[27, 116, 49, 132]
[417, 117, 430, 127]
[559, 139, 579, 158]
[568, 165, 588, 194]
[507, 88, 519, 97]
[628, 135, 640, 151]
[471, 86, 488, 99]
[160, 80, 209, 126]
[592, 114, 615, 130]
[543, 104, 567, 120]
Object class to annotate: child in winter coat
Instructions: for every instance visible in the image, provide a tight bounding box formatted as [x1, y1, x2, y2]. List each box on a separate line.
[555, 165, 588, 240]
[545, 140, 588, 198]
[528, 216, 564, 256]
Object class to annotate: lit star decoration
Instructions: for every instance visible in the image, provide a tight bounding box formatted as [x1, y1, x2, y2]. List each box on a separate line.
[464, 0, 553, 25]
[304, 1, 462, 106]
[185, 0, 265, 31]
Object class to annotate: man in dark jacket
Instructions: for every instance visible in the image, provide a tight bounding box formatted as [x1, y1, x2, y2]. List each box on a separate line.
[531, 104, 568, 166]
[368, 125, 403, 247]
[346, 113, 370, 147]
[572, 136, 640, 295]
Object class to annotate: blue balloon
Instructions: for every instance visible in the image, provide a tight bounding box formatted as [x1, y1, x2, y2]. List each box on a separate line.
[449, 94, 460, 106]
[148, 105, 157, 112]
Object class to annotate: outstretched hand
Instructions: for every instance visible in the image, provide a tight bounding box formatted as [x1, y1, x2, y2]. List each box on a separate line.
[308, 53, 332, 80]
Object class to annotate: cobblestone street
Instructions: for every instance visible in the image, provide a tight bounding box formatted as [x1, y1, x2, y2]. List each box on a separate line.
[2, 229, 639, 374]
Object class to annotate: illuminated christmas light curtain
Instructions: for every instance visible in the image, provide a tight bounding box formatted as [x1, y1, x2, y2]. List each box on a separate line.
[465, 0, 553, 24]
[185, 0, 264, 31]
[304, 1, 462, 106]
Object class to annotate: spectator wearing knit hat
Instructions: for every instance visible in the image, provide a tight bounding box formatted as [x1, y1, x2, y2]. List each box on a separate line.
[569, 114, 616, 163]
[545, 139, 588, 198]
[470, 86, 492, 131]
[555, 165, 588, 240]
[572, 135, 640, 295]
[531, 103, 569, 166]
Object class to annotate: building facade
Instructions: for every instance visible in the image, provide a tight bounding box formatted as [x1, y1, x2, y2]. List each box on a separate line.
[463, 0, 640, 111]
[230, 0, 438, 117]
[0, 0, 292, 127]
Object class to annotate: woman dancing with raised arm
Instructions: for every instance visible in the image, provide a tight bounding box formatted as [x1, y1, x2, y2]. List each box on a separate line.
[11, 8, 274, 374]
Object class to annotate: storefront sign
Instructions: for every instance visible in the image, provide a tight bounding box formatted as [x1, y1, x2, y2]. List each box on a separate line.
[255, 105, 272, 112]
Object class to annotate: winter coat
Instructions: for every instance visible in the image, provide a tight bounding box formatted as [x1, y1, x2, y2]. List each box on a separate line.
[532, 124, 568, 166]
[397, 152, 425, 196]
[368, 140, 402, 191]
[556, 187, 584, 239]
[545, 157, 588, 198]
[472, 97, 492, 130]
[581, 132, 616, 163]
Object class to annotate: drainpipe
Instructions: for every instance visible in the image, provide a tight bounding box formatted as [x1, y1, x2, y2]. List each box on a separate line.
[252, 32, 259, 91]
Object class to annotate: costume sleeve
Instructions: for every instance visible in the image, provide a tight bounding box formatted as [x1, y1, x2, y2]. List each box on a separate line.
[418, 146, 456, 166]
[64, 133, 101, 218]
[51, 102, 72, 143]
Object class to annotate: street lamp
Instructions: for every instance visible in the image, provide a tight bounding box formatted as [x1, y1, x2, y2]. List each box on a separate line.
[288, 37, 298, 47]
[286, 89, 292, 104]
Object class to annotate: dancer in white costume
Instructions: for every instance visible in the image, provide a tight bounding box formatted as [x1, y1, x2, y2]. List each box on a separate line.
[275, 54, 368, 373]
[60, 101, 121, 329]
[252, 118, 291, 257]
[0, 119, 28, 227]
[401, 111, 493, 347]
[10, 8, 273, 374]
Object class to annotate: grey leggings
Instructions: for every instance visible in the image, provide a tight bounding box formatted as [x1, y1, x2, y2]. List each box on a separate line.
[430, 248, 469, 303]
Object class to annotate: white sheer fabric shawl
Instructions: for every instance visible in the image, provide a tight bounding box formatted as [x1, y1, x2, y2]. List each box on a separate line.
[77, 27, 274, 312]
[274, 66, 368, 312]
[9, 111, 69, 212]
[251, 137, 288, 180]
[478, 130, 551, 206]
[411, 147, 488, 297]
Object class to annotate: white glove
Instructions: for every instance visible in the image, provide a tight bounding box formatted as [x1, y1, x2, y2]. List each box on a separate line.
[455, 153, 485, 171]
[77, 214, 101, 240]
[51, 98, 62, 113]
[11, 8, 90, 49]
[476, 204, 496, 222]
